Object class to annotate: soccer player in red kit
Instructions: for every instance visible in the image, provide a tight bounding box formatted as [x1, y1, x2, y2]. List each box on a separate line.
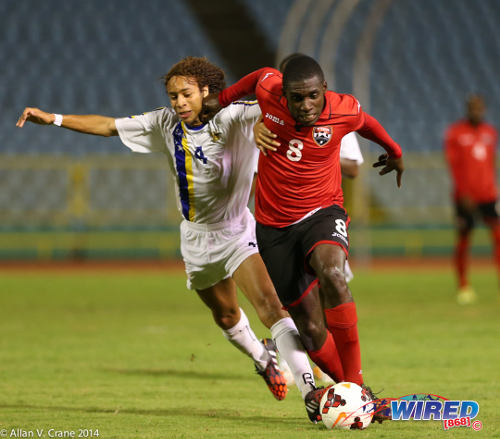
[201, 55, 404, 422]
[444, 94, 499, 305]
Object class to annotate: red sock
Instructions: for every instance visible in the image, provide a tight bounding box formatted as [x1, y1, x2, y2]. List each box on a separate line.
[456, 233, 469, 288]
[307, 331, 344, 383]
[324, 302, 363, 386]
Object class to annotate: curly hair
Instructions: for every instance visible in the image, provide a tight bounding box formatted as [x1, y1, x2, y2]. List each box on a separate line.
[163, 57, 226, 93]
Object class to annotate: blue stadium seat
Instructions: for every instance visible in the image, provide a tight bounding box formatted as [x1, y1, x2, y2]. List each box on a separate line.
[2, 0, 229, 154]
[239, 0, 500, 155]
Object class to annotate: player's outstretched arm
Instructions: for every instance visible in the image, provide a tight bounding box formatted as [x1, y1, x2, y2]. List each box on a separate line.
[16, 107, 118, 137]
[372, 154, 404, 187]
[253, 117, 280, 156]
[355, 112, 403, 187]
[200, 69, 268, 123]
[218, 68, 268, 107]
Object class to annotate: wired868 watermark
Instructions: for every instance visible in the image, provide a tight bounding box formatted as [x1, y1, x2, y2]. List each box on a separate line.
[0, 429, 100, 438]
[387, 394, 483, 431]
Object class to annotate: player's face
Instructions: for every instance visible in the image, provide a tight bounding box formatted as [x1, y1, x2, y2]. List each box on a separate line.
[466, 96, 485, 125]
[166, 76, 209, 126]
[283, 75, 326, 126]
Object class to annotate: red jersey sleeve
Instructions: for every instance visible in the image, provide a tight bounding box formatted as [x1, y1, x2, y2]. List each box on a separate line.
[356, 112, 402, 158]
[218, 68, 274, 107]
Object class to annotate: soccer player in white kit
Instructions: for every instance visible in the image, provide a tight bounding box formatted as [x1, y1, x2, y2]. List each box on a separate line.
[16, 56, 319, 418]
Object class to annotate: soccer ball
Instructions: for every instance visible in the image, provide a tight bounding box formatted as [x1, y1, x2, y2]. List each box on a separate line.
[319, 382, 374, 430]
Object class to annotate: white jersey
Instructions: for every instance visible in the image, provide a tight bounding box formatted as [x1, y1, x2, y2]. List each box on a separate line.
[340, 132, 364, 165]
[115, 102, 261, 225]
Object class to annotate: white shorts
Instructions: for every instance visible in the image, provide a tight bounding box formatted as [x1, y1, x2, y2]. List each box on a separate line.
[180, 208, 259, 290]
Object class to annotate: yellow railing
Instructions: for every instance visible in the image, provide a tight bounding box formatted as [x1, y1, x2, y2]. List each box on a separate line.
[0, 154, 181, 228]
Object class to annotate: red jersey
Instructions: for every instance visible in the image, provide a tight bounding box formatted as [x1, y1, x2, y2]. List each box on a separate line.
[444, 120, 498, 203]
[219, 68, 402, 227]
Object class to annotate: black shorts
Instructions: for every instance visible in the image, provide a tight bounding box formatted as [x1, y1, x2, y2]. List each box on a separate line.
[455, 200, 499, 230]
[256, 204, 350, 308]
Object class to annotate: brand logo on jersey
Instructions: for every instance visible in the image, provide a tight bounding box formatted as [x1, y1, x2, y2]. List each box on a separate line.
[265, 112, 285, 126]
[211, 131, 221, 142]
[313, 126, 333, 146]
[261, 73, 273, 82]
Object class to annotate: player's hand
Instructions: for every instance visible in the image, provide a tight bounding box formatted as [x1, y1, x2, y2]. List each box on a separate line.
[253, 117, 280, 156]
[199, 93, 222, 124]
[373, 154, 404, 187]
[16, 107, 55, 128]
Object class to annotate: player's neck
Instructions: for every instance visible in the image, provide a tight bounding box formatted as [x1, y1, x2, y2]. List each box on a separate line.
[185, 121, 206, 130]
[468, 120, 482, 127]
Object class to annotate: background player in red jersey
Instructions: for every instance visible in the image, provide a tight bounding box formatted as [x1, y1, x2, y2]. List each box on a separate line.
[202, 55, 404, 422]
[444, 94, 499, 305]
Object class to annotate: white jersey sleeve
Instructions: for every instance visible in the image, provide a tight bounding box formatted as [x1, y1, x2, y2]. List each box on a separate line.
[230, 101, 261, 175]
[115, 107, 176, 154]
[210, 100, 261, 173]
[210, 100, 262, 137]
[340, 132, 364, 165]
[229, 100, 262, 125]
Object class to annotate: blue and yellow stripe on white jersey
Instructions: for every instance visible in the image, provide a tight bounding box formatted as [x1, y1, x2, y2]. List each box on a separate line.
[172, 121, 196, 221]
[233, 100, 258, 106]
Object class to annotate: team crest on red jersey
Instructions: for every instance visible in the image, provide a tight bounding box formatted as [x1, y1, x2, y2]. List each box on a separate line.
[313, 126, 333, 146]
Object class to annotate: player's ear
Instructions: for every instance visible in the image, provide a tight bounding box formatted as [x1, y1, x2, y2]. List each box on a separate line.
[201, 85, 209, 98]
[322, 80, 327, 92]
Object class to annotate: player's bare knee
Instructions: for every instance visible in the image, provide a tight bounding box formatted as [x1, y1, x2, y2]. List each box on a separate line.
[255, 301, 287, 329]
[318, 265, 347, 290]
[300, 318, 325, 341]
[213, 309, 240, 330]
[318, 265, 352, 306]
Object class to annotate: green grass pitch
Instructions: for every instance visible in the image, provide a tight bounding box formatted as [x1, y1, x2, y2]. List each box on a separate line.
[0, 265, 498, 438]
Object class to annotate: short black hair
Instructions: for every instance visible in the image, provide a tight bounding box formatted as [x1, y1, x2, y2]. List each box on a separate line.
[282, 55, 325, 90]
[278, 52, 305, 72]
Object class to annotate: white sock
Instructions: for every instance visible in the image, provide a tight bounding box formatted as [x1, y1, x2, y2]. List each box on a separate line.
[222, 308, 269, 369]
[271, 317, 316, 399]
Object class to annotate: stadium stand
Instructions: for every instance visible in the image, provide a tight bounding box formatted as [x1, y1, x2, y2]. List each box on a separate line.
[1, 0, 229, 155]
[2, 0, 500, 258]
[241, 0, 500, 225]
[241, 0, 500, 153]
